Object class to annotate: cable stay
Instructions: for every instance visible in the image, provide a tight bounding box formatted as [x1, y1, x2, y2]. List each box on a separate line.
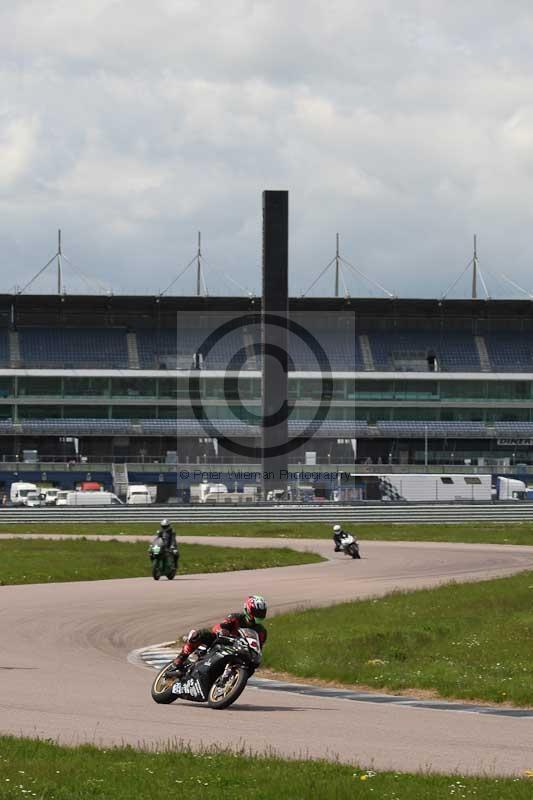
[302, 235, 394, 298]
[440, 235, 533, 301]
[499, 274, 533, 300]
[301, 256, 336, 297]
[159, 254, 198, 297]
[17, 230, 112, 296]
[339, 255, 394, 298]
[160, 232, 253, 298]
[200, 254, 253, 297]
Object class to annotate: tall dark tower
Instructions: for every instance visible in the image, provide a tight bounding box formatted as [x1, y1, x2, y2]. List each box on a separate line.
[262, 190, 289, 497]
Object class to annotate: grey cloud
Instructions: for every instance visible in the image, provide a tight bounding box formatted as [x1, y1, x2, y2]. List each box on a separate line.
[1, 1, 533, 298]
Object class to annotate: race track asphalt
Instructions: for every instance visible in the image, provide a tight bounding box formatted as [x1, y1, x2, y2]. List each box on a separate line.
[1, 535, 533, 776]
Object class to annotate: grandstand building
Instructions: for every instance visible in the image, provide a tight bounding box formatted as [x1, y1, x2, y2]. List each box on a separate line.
[0, 293, 532, 495]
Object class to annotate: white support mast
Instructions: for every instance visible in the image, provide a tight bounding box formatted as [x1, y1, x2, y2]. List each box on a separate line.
[57, 229, 62, 294]
[196, 231, 202, 297]
[335, 233, 340, 297]
[472, 234, 478, 300]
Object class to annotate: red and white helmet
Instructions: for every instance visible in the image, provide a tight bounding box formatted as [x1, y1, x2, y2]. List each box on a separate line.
[244, 595, 267, 621]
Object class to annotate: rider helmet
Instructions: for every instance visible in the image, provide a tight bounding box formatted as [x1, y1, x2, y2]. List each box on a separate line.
[333, 524, 342, 533]
[161, 519, 170, 529]
[244, 595, 267, 622]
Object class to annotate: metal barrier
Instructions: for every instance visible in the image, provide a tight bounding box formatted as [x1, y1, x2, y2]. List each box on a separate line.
[2, 503, 533, 524]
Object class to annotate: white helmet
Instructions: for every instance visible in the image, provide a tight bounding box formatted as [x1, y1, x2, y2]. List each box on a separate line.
[333, 524, 342, 532]
[161, 519, 170, 528]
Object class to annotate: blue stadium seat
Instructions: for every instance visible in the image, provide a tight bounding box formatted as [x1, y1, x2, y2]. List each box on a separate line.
[485, 335, 533, 372]
[369, 332, 481, 372]
[377, 420, 487, 437]
[19, 328, 129, 368]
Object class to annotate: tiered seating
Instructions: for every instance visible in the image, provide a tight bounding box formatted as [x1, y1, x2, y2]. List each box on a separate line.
[286, 330, 362, 371]
[485, 335, 533, 372]
[136, 327, 361, 371]
[20, 419, 132, 435]
[493, 422, 533, 437]
[19, 328, 129, 368]
[377, 420, 487, 437]
[137, 328, 209, 369]
[205, 328, 249, 369]
[139, 419, 366, 437]
[288, 419, 370, 436]
[369, 332, 481, 372]
[136, 328, 251, 369]
[141, 418, 259, 436]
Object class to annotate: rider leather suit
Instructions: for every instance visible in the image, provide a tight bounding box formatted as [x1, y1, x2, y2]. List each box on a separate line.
[152, 526, 178, 568]
[171, 612, 267, 671]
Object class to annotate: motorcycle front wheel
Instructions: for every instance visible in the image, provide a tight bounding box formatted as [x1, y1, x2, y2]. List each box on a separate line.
[151, 661, 179, 704]
[207, 665, 248, 709]
[152, 562, 161, 580]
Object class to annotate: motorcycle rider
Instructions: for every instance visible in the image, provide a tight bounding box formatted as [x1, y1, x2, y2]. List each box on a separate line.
[151, 519, 178, 569]
[165, 595, 268, 678]
[332, 523, 355, 552]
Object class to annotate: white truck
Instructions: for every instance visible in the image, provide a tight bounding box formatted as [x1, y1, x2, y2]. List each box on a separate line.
[496, 476, 526, 501]
[126, 485, 154, 505]
[347, 473, 492, 502]
[56, 491, 123, 506]
[42, 488, 60, 505]
[196, 483, 229, 503]
[191, 482, 257, 504]
[10, 481, 38, 506]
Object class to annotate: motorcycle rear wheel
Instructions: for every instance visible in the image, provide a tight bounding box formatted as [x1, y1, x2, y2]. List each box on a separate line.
[207, 665, 248, 709]
[151, 661, 179, 704]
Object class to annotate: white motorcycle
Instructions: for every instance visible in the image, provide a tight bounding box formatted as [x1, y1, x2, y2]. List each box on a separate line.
[338, 533, 361, 559]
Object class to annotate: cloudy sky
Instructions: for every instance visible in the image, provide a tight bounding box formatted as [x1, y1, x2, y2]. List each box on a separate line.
[1, 1, 533, 298]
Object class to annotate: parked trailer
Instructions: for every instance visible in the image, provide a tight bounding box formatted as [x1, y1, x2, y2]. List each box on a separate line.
[349, 473, 492, 502]
[56, 491, 123, 506]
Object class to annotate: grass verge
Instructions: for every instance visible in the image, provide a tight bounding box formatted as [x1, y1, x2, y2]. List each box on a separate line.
[262, 570, 533, 706]
[0, 539, 322, 585]
[0, 736, 531, 799]
[2, 520, 533, 545]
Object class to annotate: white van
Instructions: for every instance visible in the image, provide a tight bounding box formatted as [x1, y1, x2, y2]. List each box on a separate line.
[25, 491, 43, 508]
[57, 491, 123, 506]
[10, 481, 38, 506]
[126, 485, 153, 505]
[42, 488, 60, 505]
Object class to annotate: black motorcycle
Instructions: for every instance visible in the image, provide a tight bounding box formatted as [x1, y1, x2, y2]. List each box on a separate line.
[151, 628, 262, 710]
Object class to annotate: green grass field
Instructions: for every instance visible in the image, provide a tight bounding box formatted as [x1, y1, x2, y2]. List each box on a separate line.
[3, 519, 533, 545]
[0, 736, 530, 799]
[261, 570, 533, 705]
[0, 538, 322, 585]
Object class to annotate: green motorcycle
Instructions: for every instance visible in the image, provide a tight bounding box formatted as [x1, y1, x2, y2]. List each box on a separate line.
[149, 540, 178, 580]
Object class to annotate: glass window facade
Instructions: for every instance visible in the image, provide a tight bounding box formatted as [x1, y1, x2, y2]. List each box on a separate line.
[63, 378, 109, 397]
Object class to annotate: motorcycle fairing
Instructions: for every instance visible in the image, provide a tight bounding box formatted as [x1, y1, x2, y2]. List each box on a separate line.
[171, 675, 206, 701]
